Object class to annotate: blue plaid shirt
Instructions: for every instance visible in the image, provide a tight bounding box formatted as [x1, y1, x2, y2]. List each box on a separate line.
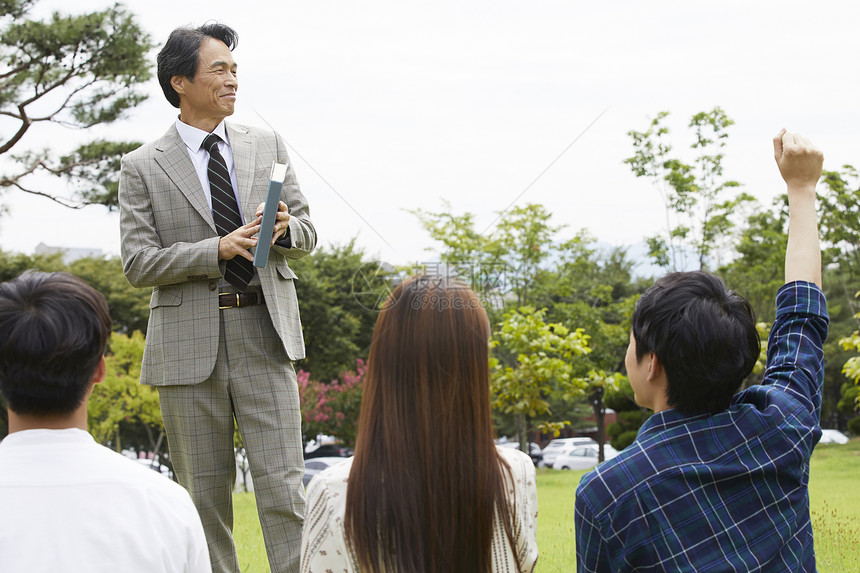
[575, 281, 828, 572]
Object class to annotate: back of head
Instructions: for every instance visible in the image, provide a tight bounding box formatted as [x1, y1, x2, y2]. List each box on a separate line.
[156, 22, 238, 108]
[631, 271, 759, 415]
[346, 275, 515, 572]
[359, 275, 493, 448]
[0, 271, 111, 416]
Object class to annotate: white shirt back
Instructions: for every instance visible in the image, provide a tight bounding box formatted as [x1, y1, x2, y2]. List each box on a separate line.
[0, 428, 211, 573]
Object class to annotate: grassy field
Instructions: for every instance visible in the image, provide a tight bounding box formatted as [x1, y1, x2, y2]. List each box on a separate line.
[234, 439, 860, 572]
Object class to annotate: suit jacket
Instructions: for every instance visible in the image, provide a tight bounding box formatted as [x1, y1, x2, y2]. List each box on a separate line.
[119, 122, 316, 386]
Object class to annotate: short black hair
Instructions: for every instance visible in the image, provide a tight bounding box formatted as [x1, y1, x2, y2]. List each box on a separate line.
[0, 271, 112, 416]
[631, 271, 759, 415]
[156, 22, 239, 108]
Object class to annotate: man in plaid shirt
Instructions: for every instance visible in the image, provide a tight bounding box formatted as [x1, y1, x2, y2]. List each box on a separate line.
[575, 131, 828, 572]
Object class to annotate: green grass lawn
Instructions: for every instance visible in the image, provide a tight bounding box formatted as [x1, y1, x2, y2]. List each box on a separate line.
[234, 439, 860, 572]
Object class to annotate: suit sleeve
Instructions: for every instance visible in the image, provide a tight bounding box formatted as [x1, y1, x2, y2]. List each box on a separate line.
[119, 153, 223, 288]
[271, 133, 316, 260]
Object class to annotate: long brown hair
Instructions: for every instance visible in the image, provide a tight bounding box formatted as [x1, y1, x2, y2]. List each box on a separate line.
[345, 275, 518, 572]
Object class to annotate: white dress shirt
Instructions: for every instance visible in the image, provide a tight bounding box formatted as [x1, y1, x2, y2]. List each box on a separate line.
[175, 118, 261, 288]
[0, 428, 211, 573]
[174, 119, 243, 220]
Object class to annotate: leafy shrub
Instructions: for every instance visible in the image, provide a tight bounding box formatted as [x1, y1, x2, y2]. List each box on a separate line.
[848, 416, 860, 437]
[298, 359, 365, 447]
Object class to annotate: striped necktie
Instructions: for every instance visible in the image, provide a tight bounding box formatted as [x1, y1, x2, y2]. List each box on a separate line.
[203, 133, 254, 292]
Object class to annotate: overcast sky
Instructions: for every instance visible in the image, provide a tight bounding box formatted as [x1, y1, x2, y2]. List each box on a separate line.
[2, 0, 859, 272]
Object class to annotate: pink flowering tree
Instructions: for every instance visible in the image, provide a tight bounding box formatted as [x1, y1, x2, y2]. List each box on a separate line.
[298, 359, 366, 448]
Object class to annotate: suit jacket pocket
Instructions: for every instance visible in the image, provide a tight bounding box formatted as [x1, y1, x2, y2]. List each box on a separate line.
[276, 263, 298, 280]
[149, 286, 183, 308]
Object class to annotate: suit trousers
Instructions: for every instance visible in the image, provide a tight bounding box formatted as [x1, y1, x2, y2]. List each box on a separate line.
[158, 302, 305, 573]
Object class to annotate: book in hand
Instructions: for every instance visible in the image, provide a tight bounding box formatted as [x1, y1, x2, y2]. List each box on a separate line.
[253, 162, 289, 268]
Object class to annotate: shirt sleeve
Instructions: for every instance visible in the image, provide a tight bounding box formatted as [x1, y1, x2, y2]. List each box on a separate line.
[301, 475, 349, 573]
[515, 454, 539, 572]
[575, 482, 612, 573]
[762, 281, 829, 421]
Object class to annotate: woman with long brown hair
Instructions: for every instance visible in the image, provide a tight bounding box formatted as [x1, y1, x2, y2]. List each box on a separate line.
[301, 275, 538, 572]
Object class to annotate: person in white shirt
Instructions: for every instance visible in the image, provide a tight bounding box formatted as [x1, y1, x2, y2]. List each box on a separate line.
[301, 276, 539, 573]
[0, 271, 211, 573]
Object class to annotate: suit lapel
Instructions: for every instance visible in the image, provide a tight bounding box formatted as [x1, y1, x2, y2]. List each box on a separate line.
[153, 125, 216, 232]
[227, 123, 256, 220]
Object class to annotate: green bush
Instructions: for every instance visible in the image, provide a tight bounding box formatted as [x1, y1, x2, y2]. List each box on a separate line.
[608, 410, 645, 450]
[613, 430, 639, 450]
[847, 416, 860, 436]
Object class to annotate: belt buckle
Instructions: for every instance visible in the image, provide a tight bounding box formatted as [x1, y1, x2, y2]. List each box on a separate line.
[219, 292, 240, 310]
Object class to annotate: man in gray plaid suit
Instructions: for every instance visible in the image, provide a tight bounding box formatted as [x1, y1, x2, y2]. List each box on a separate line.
[119, 23, 315, 573]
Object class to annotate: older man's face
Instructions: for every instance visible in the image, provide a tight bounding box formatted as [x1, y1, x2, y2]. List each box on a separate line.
[176, 37, 237, 124]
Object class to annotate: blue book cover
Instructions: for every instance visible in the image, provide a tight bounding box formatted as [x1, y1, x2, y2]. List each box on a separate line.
[253, 162, 288, 268]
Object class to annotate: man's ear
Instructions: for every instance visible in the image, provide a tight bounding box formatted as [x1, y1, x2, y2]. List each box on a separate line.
[646, 353, 671, 413]
[647, 353, 664, 382]
[92, 356, 106, 386]
[170, 75, 186, 97]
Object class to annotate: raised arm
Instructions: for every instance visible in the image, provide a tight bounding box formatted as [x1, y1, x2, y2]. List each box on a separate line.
[764, 130, 828, 420]
[772, 129, 824, 287]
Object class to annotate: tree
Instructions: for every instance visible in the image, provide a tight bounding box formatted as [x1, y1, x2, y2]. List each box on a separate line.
[531, 231, 643, 374]
[525, 233, 643, 458]
[414, 204, 635, 452]
[87, 331, 165, 457]
[582, 370, 626, 461]
[818, 167, 860, 316]
[412, 202, 562, 310]
[0, 248, 65, 281]
[718, 169, 857, 426]
[0, 0, 152, 210]
[0, 250, 152, 437]
[625, 107, 754, 271]
[489, 204, 561, 307]
[297, 359, 365, 448]
[290, 240, 385, 383]
[490, 306, 592, 452]
[839, 299, 860, 413]
[0, 250, 151, 334]
[719, 196, 788, 322]
[605, 382, 648, 451]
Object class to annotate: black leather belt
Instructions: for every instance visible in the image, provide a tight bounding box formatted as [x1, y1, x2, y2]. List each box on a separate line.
[219, 291, 264, 309]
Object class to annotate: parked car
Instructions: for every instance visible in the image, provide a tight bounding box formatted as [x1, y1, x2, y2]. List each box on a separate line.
[303, 457, 349, 487]
[553, 444, 619, 471]
[538, 437, 596, 468]
[495, 438, 543, 465]
[304, 443, 353, 459]
[135, 458, 173, 479]
[819, 429, 850, 444]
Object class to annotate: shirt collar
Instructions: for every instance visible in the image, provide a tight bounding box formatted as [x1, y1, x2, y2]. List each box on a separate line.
[0, 427, 94, 446]
[174, 118, 230, 153]
[636, 407, 711, 441]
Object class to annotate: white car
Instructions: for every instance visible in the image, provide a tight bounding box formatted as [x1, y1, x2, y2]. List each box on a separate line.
[495, 438, 543, 464]
[538, 437, 597, 468]
[303, 457, 349, 487]
[819, 429, 850, 445]
[553, 444, 619, 471]
[135, 458, 172, 479]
